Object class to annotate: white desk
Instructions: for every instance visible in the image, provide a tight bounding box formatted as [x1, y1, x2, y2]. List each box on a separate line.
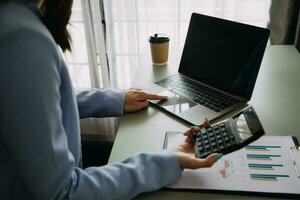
[109, 45, 300, 199]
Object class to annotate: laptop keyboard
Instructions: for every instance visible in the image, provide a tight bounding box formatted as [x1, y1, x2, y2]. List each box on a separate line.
[155, 75, 241, 112]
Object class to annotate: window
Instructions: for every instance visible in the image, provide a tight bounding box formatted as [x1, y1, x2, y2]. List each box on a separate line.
[66, 0, 272, 90]
[104, 0, 271, 89]
[64, 0, 91, 89]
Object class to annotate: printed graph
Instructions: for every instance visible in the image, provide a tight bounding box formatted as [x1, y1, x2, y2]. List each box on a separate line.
[250, 174, 290, 181]
[246, 154, 281, 161]
[245, 145, 281, 151]
[248, 163, 283, 170]
[245, 144, 290, 182]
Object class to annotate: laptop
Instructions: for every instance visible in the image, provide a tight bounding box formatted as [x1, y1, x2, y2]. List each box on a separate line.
[146, 13, 270, 125]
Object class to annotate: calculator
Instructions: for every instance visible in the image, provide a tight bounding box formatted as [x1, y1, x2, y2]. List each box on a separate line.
[194, 106, 265, 158]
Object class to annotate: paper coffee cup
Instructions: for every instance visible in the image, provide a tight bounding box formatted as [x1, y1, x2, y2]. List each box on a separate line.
[149, 33, 169, 65]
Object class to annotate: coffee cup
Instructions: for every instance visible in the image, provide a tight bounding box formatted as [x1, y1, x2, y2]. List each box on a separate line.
[149, 33, 169, 65]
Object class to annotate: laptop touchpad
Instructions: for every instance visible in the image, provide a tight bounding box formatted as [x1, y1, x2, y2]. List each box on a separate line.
[151, 90, 197, 114]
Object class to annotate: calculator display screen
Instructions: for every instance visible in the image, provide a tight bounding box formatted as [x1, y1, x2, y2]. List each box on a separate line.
[235, 113, 252, 140]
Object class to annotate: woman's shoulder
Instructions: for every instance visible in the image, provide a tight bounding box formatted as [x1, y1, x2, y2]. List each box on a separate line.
[0, 2, 58, 55]
[0, 2, 63, 71]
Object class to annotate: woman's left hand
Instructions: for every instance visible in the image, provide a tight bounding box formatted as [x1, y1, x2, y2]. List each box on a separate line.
[173, 127, 223, 169]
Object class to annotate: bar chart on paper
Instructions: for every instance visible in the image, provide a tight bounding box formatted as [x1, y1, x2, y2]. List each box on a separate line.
[244, 141, 291, 183]
[166, 135, 300, 197]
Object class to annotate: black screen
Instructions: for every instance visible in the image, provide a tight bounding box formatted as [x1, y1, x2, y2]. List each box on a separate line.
[179, 13, 269, 100]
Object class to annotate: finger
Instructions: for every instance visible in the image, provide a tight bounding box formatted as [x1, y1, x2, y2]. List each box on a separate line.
[189, 153, 222, 169]
[191, 126, 200, 132]
[184, 129, 197, 142]
[214, 153, 223, 161]
[184, 134, 194, 143]
[183, 127, 200, 136]
[207, 153, 222, 164]
[183, 127, 200, 143]
[190, 159, 211, 169]
[199, 118, 210, 128]
[140, 92, 168, 100]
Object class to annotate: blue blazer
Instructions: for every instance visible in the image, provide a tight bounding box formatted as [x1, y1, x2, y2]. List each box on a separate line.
[0, 1, 181, 199]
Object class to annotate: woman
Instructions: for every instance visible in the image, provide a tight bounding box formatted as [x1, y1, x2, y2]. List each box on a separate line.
[0, 0, 221, 199]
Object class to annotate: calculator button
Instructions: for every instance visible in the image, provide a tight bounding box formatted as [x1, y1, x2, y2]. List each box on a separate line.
[212, 148, 218, 152]
[207, 127, 213, 132]
[223, 132, 228, 137]
[198, 146, 204, 151]
[219, 145, 225, 150]
[211, 141, 216, 147]
[208, 132, 214, 137]
[216, 135, 221, 139]
[204, 144, 210, 149]
[202, 135, 208, 140]
[220, 123, 225, 127]
[209, 138, 215, 143]
[221, 127, 226, 132]
[226, 143, 231, 147]
[200, 129, 206, 134]
[197, 141, 203, 146]
[204, 139, 209, 144]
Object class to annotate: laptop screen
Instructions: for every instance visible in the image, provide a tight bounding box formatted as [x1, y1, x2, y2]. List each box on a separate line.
[179, 13, 269, 100]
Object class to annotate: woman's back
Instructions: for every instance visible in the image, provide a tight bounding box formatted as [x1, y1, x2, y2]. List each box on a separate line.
[0, 1, 82, 199]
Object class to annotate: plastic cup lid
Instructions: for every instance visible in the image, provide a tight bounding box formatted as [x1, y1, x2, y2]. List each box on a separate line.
[149, 33, 170, 43]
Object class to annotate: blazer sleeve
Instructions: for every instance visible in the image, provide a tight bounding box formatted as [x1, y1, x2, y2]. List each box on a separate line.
[77, 89, 125, 119]
[0, 27, 182, 200]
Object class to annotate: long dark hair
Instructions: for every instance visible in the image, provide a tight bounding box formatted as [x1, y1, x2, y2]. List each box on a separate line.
[40, 0, 73, 52]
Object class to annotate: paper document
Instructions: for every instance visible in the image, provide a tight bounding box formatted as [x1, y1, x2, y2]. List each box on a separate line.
[165, 133, 300, 196]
